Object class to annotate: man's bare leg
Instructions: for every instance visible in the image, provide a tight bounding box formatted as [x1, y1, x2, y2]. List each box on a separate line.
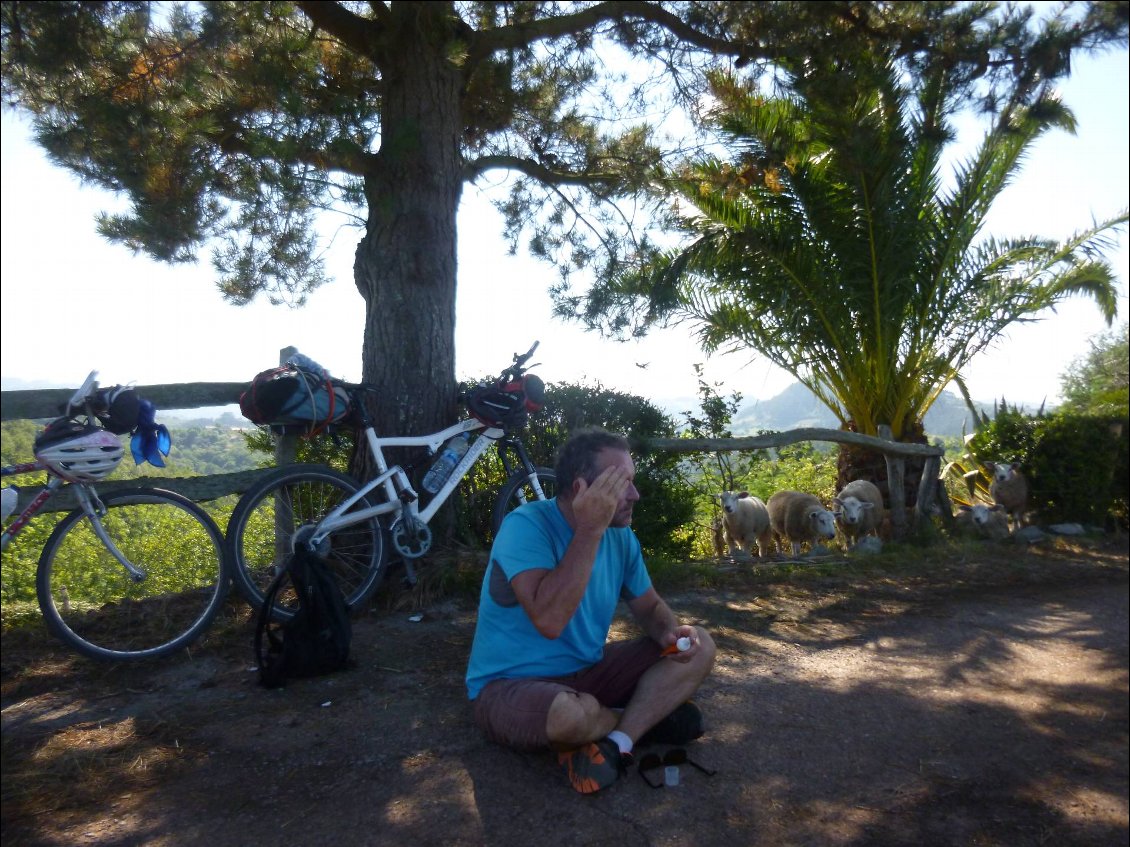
[544, 626, 717, 749]
[615, 625, 716, 743]
[545, 690, 620, 749]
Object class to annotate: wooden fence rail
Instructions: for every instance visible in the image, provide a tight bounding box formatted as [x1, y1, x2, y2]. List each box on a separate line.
[3, 381, 953, 536]
[1, 381, 246, 421]
[2, 381, 271, 514]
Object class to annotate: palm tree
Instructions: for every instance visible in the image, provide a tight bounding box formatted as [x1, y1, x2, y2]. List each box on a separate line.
[601, 52, 1125, 492]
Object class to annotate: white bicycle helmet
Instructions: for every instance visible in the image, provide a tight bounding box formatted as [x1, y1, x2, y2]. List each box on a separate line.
[34, 419, 125, 483]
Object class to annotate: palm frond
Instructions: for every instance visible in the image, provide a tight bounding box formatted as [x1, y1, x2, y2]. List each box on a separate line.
[607, 55, 1124, 440]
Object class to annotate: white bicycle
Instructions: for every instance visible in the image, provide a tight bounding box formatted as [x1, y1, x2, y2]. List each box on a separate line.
[225, 341, 555, 619]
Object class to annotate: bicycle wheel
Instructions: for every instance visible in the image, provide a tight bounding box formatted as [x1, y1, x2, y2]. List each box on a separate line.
[492, 467, 556, 535]
[227, 464, 387, 620]
[35, 488, 228, 661]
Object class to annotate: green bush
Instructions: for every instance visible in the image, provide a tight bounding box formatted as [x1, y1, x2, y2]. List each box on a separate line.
[969, 406, 1128, 530]
[754, 442, 838, 503]
[1026, 413, 1128, 529]
[1, 513, 57, 610]
[241, 425, 356, 472]
[968, 403, 1040, 467]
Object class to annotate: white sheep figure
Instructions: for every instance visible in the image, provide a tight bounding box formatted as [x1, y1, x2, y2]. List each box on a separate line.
[832, 479, 884, 545]
[716, 491, 773, 560]
[955, 503, 1011, 541]
[767, 490, 838, 557]
[985, 461, 1028, 532]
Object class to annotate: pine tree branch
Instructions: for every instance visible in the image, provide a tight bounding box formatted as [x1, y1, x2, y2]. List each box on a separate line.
[463, 153, 618, 186]
[468, 1, 753, 63]
[297, 0, 386, 66]
[214, 126, 374, 179]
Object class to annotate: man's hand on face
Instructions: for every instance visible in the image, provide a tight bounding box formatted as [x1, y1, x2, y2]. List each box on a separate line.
[571, 464, 630, 535]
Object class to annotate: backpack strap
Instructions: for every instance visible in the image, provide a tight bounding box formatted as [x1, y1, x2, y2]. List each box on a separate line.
[255, 565, 290, 687]
[299, 369, 337, 438]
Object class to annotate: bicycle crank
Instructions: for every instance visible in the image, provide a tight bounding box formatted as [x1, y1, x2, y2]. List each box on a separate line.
[389, 516, 432, 559]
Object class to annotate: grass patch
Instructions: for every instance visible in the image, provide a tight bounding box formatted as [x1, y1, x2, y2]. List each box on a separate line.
[0, 600, 44, 632]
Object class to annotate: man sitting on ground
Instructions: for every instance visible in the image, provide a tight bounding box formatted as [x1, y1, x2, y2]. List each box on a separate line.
[466, 427, 716, 793]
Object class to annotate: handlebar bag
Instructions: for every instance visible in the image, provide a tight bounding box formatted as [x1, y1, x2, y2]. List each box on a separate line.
[94, 386, 142, 435]
[466, 374, 544, 429]
[240, 366, 352, 436]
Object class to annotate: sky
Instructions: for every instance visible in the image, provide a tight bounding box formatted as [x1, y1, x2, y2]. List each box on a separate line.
[1, 43, 1127, 419]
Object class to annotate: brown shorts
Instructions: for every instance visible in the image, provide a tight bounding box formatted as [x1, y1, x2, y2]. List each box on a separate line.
[472, 637, 663, 751]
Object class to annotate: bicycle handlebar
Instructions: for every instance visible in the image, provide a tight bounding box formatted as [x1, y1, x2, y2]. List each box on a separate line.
[516, 340, 539, 363]
[502, 341, 540, 382]
[67, 371, 100, 415]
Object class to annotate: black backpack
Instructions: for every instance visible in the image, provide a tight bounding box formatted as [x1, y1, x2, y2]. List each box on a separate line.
[255, 544, 352, 689]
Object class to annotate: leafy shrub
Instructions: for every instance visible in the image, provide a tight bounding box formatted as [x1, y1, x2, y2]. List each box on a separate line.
[965, 404, 1128, 530]
[1059, 323, 1129, 417]
[941, 433, 995, 507]
[1, 514, 56, 611]
[1025, 413, 1128, 529]
[241, 425, 355, 472]
[968, 402, 1040, 467]
[755, 442, 838, 503]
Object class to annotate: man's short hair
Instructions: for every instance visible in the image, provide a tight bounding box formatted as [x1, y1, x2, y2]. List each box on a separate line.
[554, 428, 631, 498]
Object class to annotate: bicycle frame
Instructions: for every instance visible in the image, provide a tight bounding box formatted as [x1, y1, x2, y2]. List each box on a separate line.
[307, 397, 546, 551]
[4, 370, 97, 550]
[1, 462, 64, 550]
[1, 464, 146, 580]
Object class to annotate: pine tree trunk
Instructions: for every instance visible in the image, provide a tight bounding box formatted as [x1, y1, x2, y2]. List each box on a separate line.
[353, 2, 464, 476]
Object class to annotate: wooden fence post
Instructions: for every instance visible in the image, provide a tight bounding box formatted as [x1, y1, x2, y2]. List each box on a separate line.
[915, 454, 940, 530]
[878, 425, 907, 540]
[923, 439, 957, 530]
[275, 346, 298, 467]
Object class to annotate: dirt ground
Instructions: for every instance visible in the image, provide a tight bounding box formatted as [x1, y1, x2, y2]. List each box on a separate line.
[2, 535, 1127, 847]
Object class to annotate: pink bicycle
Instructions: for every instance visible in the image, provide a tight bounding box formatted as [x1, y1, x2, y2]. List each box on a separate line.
[2, 372, 227, 661]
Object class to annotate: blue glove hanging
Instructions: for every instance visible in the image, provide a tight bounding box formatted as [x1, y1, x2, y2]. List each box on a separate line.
[130, 399, 172, 467]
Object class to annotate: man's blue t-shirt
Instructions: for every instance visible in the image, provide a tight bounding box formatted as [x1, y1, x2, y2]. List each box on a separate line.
[465, 498, 652, 700]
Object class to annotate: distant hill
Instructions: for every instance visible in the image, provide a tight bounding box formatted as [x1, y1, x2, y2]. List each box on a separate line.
[730, 382, 1042, 440]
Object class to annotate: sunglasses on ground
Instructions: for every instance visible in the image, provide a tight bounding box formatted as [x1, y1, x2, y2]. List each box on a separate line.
[637, 748, 717, 788]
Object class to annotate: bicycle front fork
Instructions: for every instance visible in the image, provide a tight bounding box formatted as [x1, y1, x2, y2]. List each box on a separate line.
[74, 486, 147, 582]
